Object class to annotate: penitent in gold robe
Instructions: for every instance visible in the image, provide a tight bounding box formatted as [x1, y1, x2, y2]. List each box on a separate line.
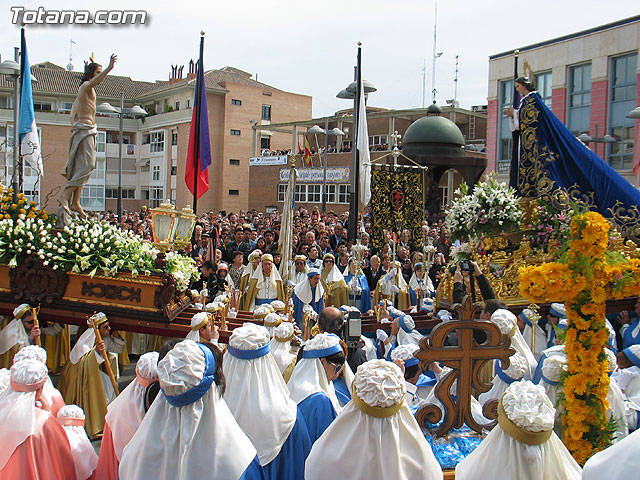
[374, 279, 411, 311]
[320, 273, 349, 308]
[240, 278, 286, 312]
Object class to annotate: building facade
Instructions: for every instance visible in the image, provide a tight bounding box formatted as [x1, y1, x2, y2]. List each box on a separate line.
[248, 106, 487, 213]
[0, 61, 312, 215]
[486, 15, 640, 188]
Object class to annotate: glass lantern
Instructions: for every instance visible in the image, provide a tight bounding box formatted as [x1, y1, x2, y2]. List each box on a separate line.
[150, 200, 177, 250]
[174, 205, 197, 250]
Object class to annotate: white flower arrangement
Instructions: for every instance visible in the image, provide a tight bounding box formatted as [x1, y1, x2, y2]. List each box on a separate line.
[165, 251, 199, 291]
[445, 173, 523, 241]
[0, 217, 195, 292]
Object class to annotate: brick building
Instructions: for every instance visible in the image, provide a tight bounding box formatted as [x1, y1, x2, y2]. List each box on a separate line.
[486, 15, 640, 188]
[0, 61, 311, 214]
[248, 105, 487, 213]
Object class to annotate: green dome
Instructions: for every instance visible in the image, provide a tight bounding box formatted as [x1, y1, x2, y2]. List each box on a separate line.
[403, 115, 465, 147]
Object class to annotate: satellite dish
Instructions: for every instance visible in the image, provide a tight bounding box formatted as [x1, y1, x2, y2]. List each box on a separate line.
[66, 63, 74, 71]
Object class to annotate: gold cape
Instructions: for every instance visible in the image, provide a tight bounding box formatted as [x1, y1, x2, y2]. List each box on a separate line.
[42, 324, 70, 372]
[374, 279, 411, 311]
[240, 277, 285, 312]
[320, 272, 349, 308]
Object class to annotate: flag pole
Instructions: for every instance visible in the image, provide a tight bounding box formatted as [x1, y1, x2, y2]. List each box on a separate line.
[193, 32, 205, 213]
[348, 43, 362, 242]
[509, 49, 519, 190]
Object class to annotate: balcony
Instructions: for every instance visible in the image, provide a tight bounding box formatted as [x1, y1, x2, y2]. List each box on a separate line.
[105, 143, 137, 157]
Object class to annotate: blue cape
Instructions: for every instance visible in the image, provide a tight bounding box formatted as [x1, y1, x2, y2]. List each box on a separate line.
[513, 92, 640, 238]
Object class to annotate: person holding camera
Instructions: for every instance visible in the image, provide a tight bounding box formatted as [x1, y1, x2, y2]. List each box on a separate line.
[452, 260, 496, 305]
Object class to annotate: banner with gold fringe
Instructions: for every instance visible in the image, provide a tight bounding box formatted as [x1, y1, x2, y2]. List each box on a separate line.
[370, 166, 424, 250]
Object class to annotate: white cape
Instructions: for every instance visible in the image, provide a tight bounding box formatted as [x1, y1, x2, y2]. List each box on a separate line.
[305, 401, 442, 480]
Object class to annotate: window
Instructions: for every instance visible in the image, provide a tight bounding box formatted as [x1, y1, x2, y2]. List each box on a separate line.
[231, 99, 242, 106]
[58, 101, 73, 113]
[140, 164, 150, 173]
[612, 54, 637, 102]
[107, 188, 136, 199]
[150, 187, 163, 207]
[439, 186, 449, 208]
[230, 129, 241, 136]
[568, 63, 591, 135]
[262, 105, 271, 121]
[498, 79, 514, 170]
[369, 135, 389, 146]
[122, 188, 136, 199]
[141, 188, 149, 200]
[171, 166, 177, 175]
[295, 184, 306, 202]
[307, 184, 321, 203]
[150, 131, 164, 153]
[608, 53, 637, 170]
[229, 189, 239, 196]
[230, 159, 240, 166]
[260, 136, 270, 150]
[326, 184, 336, 203]
[337, 184, 349, 204]
[152, 165, 160, 181]
[535, 72, 552, 108]
[0, 96, 8, 108]
[186, 99, 190, 108]
[277, 184, 287, 202]
[23, 189, 39, 206]
[33, 101, 53, 112]
[174, 101, 180, 111]
[96, 131, 106, 153]
[80, 185, 104, 210]
[609, 126, 635, 171]
[171, 130, 178, 146]
[90, 158, 105, 180]
[171, 188, 176, 203]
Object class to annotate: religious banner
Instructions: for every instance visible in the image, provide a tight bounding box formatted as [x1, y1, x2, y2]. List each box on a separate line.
[370, 167, 424, 249]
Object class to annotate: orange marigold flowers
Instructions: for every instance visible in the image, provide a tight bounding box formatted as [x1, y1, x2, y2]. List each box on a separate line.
[517, 211, 635, 465]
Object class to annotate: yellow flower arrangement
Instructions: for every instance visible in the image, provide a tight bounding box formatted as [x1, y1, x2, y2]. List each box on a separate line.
[0, 184, 46, 222]
[519, 211, 640, 465]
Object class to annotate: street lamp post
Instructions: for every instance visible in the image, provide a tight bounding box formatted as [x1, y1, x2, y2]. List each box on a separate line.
[577, 125, 616, 158]
[307, 122, 345, 212]
[97, 98, 147, 220]
[337, 76, 376, 241]
[0, 51, 21, 201]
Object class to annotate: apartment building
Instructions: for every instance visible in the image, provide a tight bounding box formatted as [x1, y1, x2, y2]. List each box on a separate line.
[0, 61, 312, 214]
[486, 15, 640, 187]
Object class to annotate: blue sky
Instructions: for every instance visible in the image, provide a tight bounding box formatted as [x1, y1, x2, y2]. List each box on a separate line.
[2, 0, 639, 117]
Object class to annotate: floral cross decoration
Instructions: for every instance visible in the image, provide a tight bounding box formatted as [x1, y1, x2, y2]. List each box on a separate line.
[519, 211, 640, 465]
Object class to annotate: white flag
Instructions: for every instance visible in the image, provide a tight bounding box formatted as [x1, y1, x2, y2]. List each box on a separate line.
[357, 73, 371, 205]
[18, 32, 43, 177]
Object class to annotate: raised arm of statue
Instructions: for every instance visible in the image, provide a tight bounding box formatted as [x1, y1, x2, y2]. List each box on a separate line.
[85, 54, 117, 88]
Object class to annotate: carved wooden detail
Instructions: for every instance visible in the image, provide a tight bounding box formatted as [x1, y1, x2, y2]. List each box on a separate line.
[81, 281, 142, 303]
[415, 295, 515, 436]
[9, 255, 69, 304]
[154, 273, 190, 321]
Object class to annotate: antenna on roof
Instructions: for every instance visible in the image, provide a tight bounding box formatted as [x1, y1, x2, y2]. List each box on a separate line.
[66, 39, 76, 71]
